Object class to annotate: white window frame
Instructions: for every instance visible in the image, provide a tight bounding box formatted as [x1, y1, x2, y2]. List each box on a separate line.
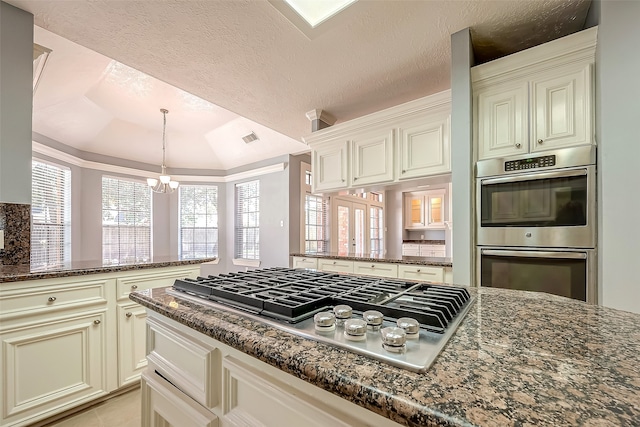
[234, 180, 260, 260]
[31, 159, 71, 268]
[178, 185, 219, 260]
[101, 176, 152, 265]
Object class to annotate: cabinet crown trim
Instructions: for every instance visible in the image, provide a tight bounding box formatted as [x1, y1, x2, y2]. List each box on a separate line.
[471, 27, 597, 83]
[303, 90, 451, 146]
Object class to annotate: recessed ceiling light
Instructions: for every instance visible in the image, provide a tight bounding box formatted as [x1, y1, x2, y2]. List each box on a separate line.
[283, 0, 358, 28]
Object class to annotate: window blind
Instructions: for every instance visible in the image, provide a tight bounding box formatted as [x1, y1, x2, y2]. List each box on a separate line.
[179, 185, 218, 260]
[235, 180, 260, 259]
[304, 194, 328, 253]
[31, 160, 71, 268]
[370, 206, 384, 255]
[102, 177, 151, 265]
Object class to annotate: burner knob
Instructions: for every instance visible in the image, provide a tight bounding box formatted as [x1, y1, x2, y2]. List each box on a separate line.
[343, 318, 367, 341]
[363, 310, 384, 330]
[380, 327, 407, 353]
[333, 304, 353, 325]
[314, 311, 336, 333]
[397, 317, 420, 339]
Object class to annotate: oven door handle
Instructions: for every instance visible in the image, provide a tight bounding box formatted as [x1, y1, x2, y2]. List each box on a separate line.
[480, 168, 587, 185]
[482, 250, 587, 260]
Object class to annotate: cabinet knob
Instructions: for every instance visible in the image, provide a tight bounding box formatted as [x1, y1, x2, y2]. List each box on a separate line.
[354, 177, 358, 181]
[402, 170, 406, 174]
[125, 312, 133, 318]
[537, 139, 544, 144]
[417, 269, 421, 273]
[48, 296, 57, 302]
[333, 261, 337, 265]
[341, 179, 345, 183]
[371, 265, 375, 268]
[93, 319, 101, 325]
[515, 143, 522, 148]
[131, 285, 138, 290]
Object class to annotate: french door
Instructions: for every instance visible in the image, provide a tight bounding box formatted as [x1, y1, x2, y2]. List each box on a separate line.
[332, 199, 367, 255]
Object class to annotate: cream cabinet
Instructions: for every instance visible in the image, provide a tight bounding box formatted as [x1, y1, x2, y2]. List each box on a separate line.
[404, 189, 447, 230]
[401, 243, 420, 256]
[311, 139, 349, 192]
[143, 313, 402, 427]
[351, 128, 394, 186]
[398, 114, 450, 180]
[473, 27, 596, 161]
[305, 90, 451, 193]
[0, 278, 110, 427]
[0, 264, 202, 427]
[397, 265, 445, 282]
[352, 261, 398, 278]
[291, 256, 318, 269]
[317, 259, 354, 274]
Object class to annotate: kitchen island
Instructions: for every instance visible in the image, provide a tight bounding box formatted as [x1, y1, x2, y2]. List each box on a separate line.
[130, 284, 640, 427]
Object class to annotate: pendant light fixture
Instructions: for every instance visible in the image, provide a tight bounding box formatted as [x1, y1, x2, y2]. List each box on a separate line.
[147, 108, 179, 193]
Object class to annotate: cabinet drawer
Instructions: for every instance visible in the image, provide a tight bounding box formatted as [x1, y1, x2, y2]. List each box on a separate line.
[397, 265, 444, 282]
[317, 259, 354, 274]
[116, 267, 199, 301]
[292, 257, 318, 270]
[353, 262, 398, 278]
[147, 316, 220, 410]
[0, 280, 108, 320]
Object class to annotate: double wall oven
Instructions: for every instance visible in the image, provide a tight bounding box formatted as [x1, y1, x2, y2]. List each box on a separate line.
[476, 146, 597, 303]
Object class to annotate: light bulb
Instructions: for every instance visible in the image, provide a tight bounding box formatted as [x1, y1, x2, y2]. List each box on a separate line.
[159, 175, 171, 184]
[169, 181, 179, 189]
[147, 178, 158, 187]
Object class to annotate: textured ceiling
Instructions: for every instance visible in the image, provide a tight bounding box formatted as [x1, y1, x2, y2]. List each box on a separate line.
[8, 0, 591, 170]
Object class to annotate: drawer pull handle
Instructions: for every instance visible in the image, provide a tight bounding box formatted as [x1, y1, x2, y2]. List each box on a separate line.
[416, 269, 421, 273]
[515, 143, 521, 148]
[371, 265, 375, 268]
[131, 285, 138, 290]
[537, 139, 544, 144]
[93, 319, 101, 325]
[48, 296, 57, 302]
[125, 312, 133, 318]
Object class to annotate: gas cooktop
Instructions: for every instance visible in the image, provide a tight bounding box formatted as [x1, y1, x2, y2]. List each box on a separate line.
[169, 267, 475, 372]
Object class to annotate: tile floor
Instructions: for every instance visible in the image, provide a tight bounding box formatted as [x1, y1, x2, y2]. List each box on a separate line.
[43, 387, 141, 427]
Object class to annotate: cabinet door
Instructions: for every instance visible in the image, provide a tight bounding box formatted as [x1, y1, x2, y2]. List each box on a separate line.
[291, 257, 318, 269]
[426, 190, 446, 229]
[1, 311, 107, 426]
[476, 82, 528, 160]
[398, 116, 450, 179]
[404, 195, 425, 229]
[142, 371, 218, 427]
[312, 141, 348, 192]
[118, 302, 149, 388]
[531, 64, 592, 152]
[351, 129, 394, 186]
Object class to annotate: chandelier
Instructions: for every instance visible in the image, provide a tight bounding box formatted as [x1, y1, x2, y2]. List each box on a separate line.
[147, 108, 179, 193]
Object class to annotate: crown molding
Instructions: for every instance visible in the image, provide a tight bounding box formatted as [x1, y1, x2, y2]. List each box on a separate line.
[32, 142, 286, 183]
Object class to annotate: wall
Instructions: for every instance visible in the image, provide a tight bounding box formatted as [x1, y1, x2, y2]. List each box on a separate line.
[450, 28, 475, 285]
[597, 0, 640, 313]
[0, 3, 33, 266]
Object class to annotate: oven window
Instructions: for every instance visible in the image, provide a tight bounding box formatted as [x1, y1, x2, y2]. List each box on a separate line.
[480, 174, 587, 227]
[481, 254, 587, 301]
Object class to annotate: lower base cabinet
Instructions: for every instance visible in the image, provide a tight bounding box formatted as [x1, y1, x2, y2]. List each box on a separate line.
[0, 264, 201, 427]
[145, 312, 402, 427]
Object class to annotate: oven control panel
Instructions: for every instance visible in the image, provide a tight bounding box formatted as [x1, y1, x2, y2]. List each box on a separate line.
[504, 155, 556, 171]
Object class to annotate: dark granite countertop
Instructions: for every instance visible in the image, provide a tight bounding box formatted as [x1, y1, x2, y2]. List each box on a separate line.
[0, 257, 216, 283]
[290, 252, 452, 267]
[130, 285, 640, 427]
[402, 240, 446, 245]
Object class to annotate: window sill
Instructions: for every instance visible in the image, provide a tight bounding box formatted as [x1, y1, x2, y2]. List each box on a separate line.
[232, 258, 261, 268]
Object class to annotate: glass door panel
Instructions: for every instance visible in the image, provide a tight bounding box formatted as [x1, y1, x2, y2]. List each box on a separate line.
[353, 203, 366, 254]
[337, 205, 350, 256]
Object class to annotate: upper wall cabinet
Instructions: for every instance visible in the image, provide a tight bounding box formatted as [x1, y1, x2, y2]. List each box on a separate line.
[304, 90, 451, 194]
[472, 27, 597, 161]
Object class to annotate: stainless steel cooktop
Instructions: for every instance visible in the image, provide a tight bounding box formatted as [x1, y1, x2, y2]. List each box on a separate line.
[169, 268, 475, 373]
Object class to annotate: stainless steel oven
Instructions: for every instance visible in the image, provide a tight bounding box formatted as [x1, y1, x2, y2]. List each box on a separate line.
[476, 146, 596, 248]
[476, 146, 597, 303]
[476, 247, 597, 303]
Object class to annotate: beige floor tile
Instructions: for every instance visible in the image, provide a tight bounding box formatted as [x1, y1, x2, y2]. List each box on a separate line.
[46, 409, 102, 427]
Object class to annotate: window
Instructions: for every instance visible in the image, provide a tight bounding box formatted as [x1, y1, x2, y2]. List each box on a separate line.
[102, 177, 151, 265]
[179, 185, 218, 260]
[31, 160, 71, 268]
[304, 194, 327, 253]
[370, 206, 384, 254]
[235, 180, 260, 259]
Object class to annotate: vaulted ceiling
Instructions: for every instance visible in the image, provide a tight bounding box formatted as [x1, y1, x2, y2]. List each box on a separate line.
[7, 0, 591, 170]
